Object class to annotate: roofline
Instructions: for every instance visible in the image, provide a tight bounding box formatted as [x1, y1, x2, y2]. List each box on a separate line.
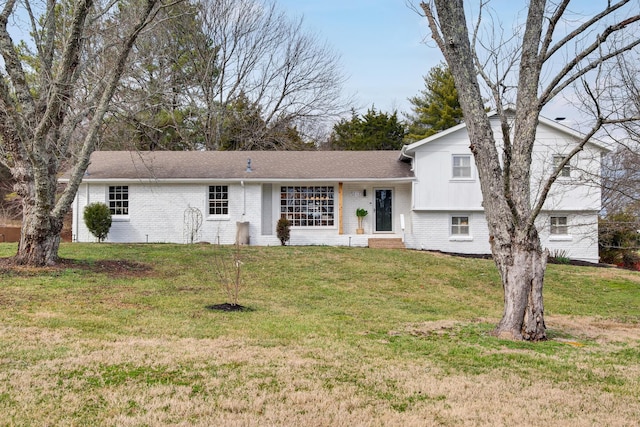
[61, 177, 416, 184]
[403, 120, 469, 154]
[402, 110, 611, 154]
[536, 115, 611, 152]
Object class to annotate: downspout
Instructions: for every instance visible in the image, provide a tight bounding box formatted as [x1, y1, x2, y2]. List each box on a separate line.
[339, 182, 343, 235]
[241, 180, 246, 216]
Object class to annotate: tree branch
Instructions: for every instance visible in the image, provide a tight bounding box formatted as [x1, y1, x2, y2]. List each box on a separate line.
[540, 14, 640, 107]
[55, 0, 165, 219]
[543, 0, 631, 61]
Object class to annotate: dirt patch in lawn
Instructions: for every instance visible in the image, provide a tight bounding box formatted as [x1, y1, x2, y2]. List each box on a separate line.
[0, 257, 154, 279]
[400, 316, 640, 345]
[547, 315, 640, 344]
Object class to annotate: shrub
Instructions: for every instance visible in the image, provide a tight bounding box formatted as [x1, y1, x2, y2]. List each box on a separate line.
[83, 202, 112, 242]
[599, 211, 640, 265]
[622, 251, 640, 269]
[549, 249, 570, 264]
[276, 217, 290, 246]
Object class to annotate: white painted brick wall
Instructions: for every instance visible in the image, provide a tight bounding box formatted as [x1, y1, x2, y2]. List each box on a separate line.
[406, 211, 490, 254]
[72, 181, 598, 262]
[537, 212, 599, 263]
[73, 182, 409, 246]
[406, 210, 599, 262]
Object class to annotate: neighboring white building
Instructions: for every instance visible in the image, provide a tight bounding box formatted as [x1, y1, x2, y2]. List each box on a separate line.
[64, 113, 608, 263]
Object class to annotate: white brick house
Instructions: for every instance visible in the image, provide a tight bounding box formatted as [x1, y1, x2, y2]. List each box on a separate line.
[65, 113, 608, 263]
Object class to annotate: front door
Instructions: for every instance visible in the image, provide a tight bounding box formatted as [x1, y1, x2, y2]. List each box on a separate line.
[375, 189, 393, 232]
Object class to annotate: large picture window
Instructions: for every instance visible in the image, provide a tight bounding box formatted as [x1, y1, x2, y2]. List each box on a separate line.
[280, 186, 334, 227]
[108, 186, 128, 215]
[209, 185, 229, 215]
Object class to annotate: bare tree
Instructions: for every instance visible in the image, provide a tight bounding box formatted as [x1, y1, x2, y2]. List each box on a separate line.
[0, 0, 167, 266]
[196, 0, 349, 149]
[419, 0, 640, 340]
[602, 144, 640, 215]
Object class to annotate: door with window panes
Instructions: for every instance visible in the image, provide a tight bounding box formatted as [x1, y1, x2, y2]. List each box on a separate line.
[374, 189, 393, 232]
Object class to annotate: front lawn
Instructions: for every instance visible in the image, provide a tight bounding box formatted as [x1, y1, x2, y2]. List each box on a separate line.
[1, 243, 639, 426]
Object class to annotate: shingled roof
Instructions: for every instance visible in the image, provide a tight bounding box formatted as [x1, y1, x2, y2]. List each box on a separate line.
[74, 151, 414, 181]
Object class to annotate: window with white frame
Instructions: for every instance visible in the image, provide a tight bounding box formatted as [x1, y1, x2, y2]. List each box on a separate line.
[452, 155, 472, 178]
[108, 186, 129, 215]
[553, 155, 571, 178]
[208, 185, 229, 215]
[451, 216, 470, 236]
[550, 216, 569, 235]
[280, 186, 334, 227]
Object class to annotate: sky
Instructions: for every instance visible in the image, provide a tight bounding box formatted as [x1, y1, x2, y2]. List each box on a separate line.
[276, 0, 439, 117]
[275, 0, 607, 130]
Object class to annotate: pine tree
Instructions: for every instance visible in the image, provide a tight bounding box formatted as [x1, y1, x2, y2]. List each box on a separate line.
[405, 63, 463, 142]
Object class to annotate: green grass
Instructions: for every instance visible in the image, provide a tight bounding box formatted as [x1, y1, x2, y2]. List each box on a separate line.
[0, 243, 639, 425]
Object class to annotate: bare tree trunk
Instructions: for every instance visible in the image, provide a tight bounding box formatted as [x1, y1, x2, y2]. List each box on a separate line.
[421, 0, 549, 340]
[16, 207, 62, 266]
[0, 0, 163, 266]
[11, 146, 63, 265]
[492, 234, 547, 340]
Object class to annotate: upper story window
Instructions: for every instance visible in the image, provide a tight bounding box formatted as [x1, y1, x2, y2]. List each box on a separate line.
[550, 216, 569, 235]
[281, 186, 334, 227]
[452, 155, 472, 179]
[209, 185, 229, 215]
[553, 155, 571, 178]
[108, 186, 129, 215]
[451, 216, 470, 236]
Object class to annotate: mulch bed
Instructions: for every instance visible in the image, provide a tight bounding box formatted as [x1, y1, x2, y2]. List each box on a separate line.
[0, 257, 153, 278]
[426, 250, 618, 269]
[205, 303, 252, 312]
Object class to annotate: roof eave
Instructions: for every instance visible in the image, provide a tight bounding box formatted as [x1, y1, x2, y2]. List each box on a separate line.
[66, 177, 416, 184]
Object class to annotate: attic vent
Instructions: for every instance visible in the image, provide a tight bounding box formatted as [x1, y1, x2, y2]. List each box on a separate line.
[246, 158, 252, 173]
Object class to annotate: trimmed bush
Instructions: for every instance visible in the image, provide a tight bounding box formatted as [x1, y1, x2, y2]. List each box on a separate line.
[83, 202, 112, 242]
[276, 217, 290, 246]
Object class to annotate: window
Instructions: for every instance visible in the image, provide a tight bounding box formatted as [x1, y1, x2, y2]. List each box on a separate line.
[553, 155, 571, 178]
[108, 186, 128, 215]
[452, 155, 472, 178]
[550, 216, 568, 235]
[280, 186, 334, 227]
[451, 216, 470, 236]
[208, 185, 229, 215]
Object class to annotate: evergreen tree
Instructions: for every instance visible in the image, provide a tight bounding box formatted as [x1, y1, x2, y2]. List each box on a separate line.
[405, 63, 463, 142]
[330, 107, 406, 150]
[217, 93, 311, 151]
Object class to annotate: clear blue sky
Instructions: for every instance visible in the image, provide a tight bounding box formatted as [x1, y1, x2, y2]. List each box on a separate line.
[276, 0, 605, 129]
[277, 0, 440, 117]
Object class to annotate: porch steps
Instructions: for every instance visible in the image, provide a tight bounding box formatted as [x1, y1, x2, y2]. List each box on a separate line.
[368, 238, 405, 249]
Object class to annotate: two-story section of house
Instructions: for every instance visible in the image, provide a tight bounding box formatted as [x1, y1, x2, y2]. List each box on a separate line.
[400, 112, 608, 263]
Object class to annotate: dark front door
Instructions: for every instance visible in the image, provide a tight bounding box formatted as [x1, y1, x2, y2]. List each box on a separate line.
[375, 189, 393, 232]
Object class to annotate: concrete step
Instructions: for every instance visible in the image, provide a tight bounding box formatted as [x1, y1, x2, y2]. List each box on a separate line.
[368, 238, 405, 249]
